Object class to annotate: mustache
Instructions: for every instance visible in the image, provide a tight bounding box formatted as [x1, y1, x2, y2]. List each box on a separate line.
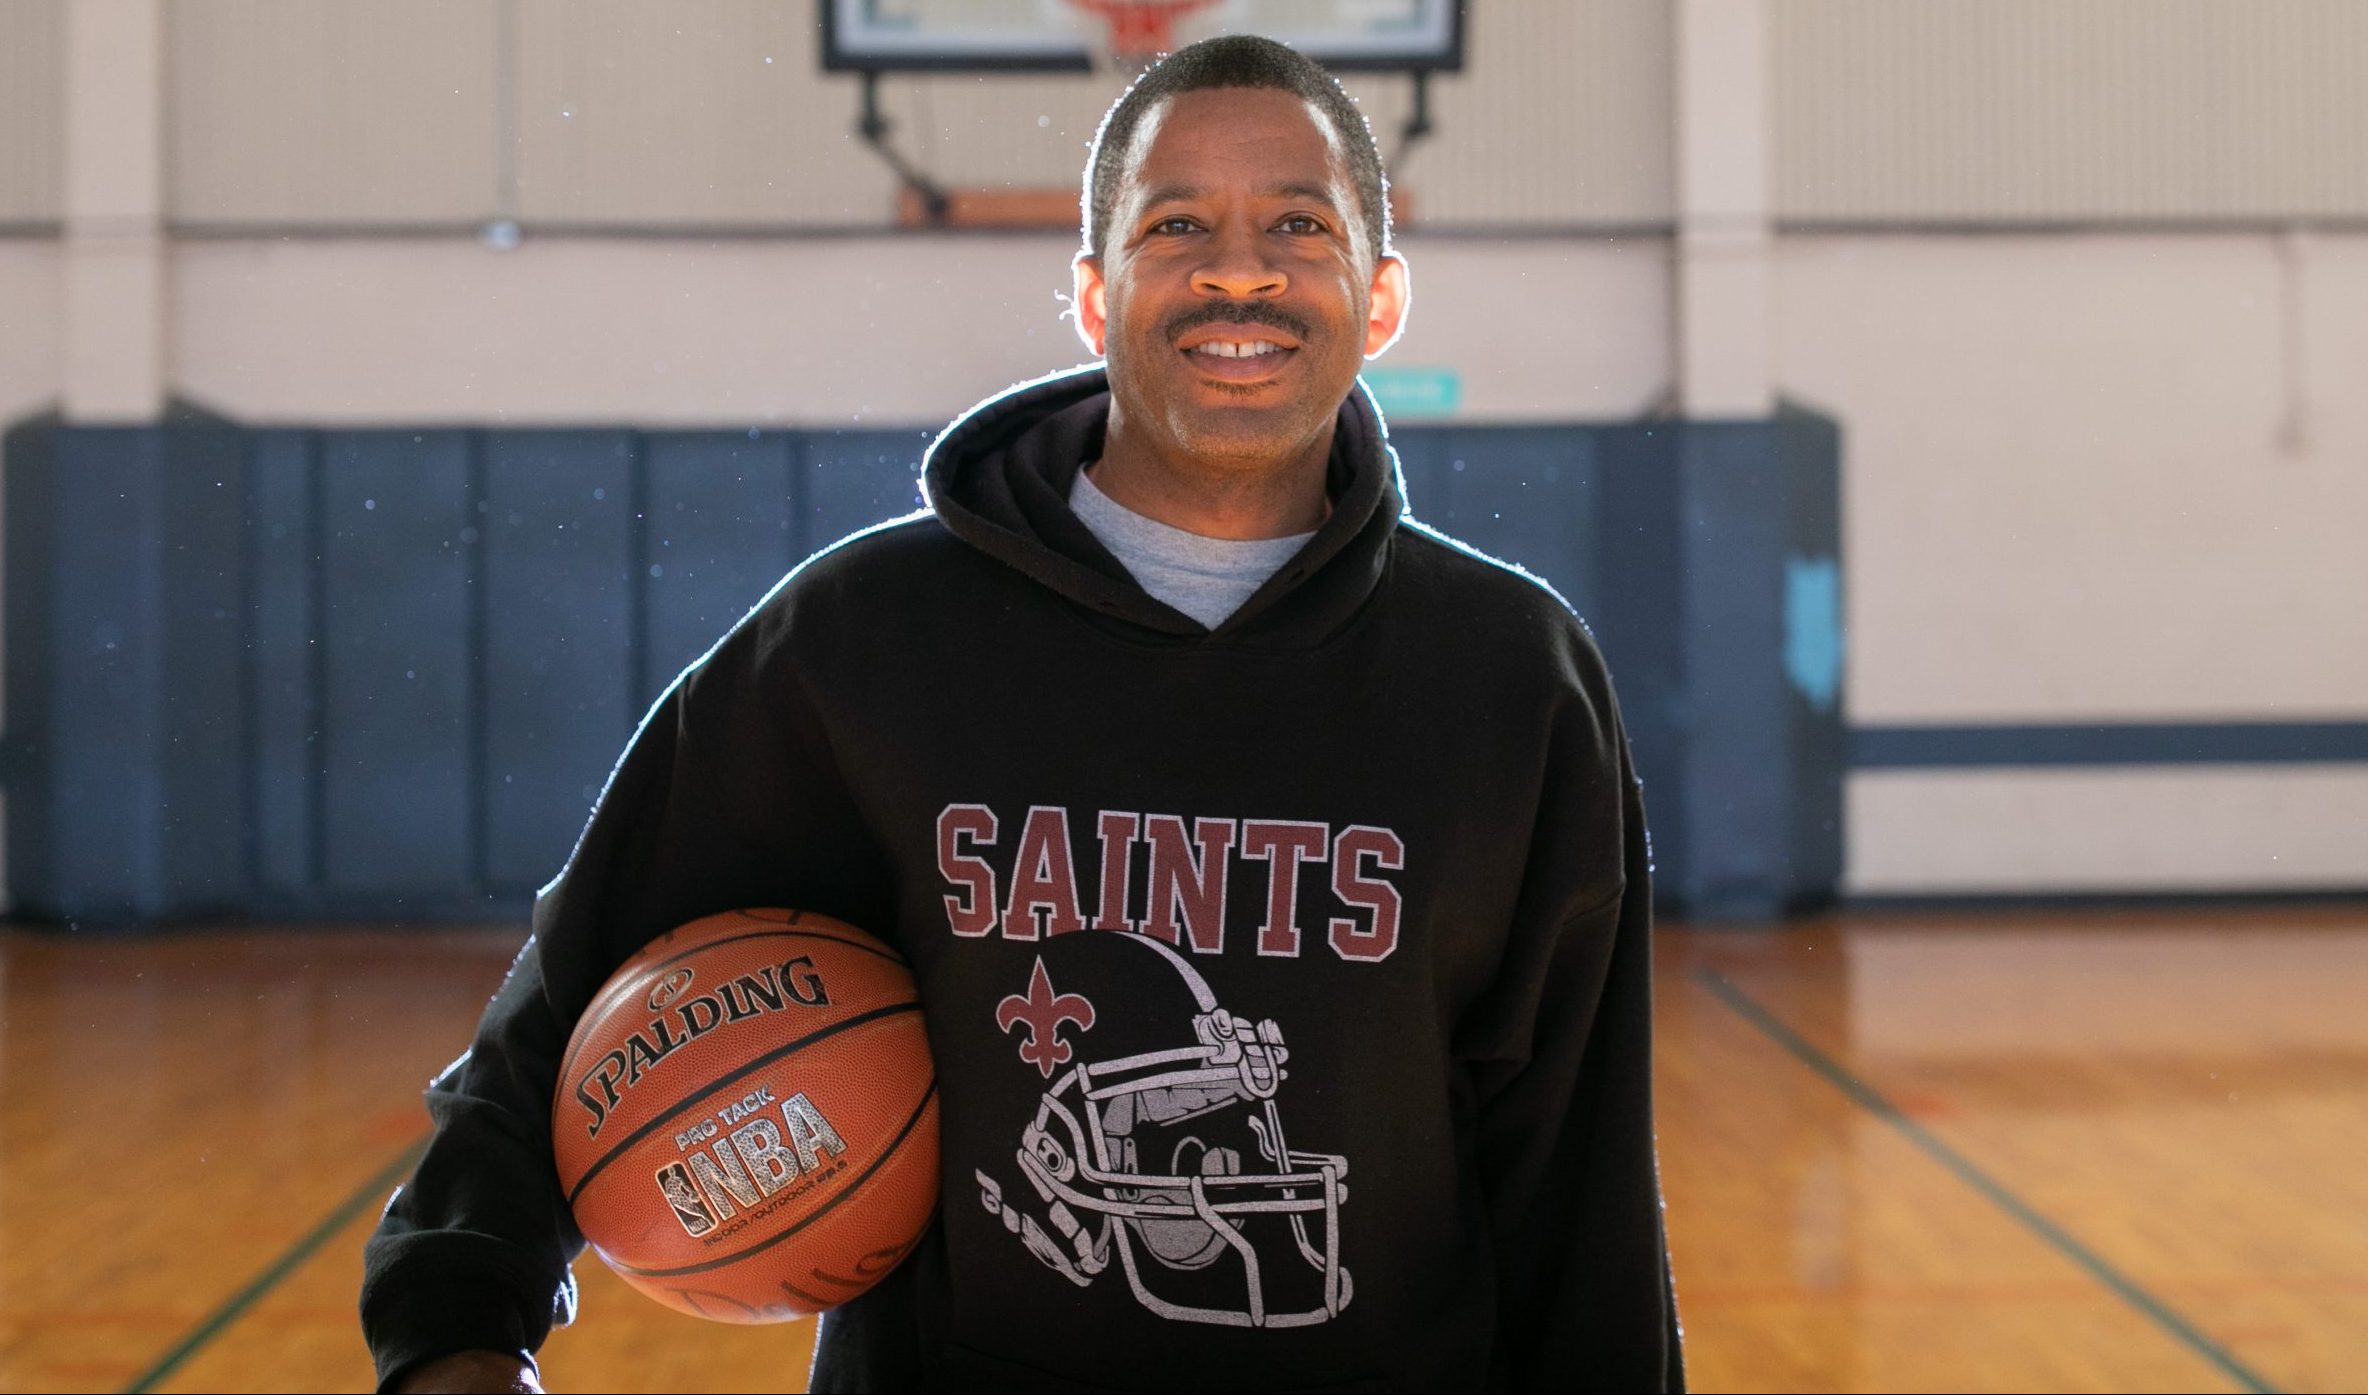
[1162, 301, 1313, 345]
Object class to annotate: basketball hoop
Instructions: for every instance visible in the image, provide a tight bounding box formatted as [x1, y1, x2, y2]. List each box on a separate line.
[1065, 0, 1223, 73]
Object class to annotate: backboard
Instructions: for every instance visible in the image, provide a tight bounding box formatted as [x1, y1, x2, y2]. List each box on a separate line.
[820, 0, 1465, 73]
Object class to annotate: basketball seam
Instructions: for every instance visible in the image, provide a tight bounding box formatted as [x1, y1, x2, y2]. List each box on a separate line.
[610, 1076, 939, 1280]
[561, 1000, 923, 1206]
[556, 928, 911, 1085]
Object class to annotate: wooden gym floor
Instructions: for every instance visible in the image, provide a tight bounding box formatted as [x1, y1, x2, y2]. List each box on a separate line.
[1, 904, 2361, 1393]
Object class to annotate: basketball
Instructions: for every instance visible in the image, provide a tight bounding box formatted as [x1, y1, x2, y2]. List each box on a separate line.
[551, 908, 939, 1323]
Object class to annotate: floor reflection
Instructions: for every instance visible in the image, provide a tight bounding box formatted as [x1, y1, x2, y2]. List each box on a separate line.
[1, 907, 2362, 1392]
[1661, 905, 2368, 1394]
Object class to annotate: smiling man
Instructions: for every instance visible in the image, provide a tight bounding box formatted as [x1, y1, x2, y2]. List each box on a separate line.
[363, 35, 1681, 1395]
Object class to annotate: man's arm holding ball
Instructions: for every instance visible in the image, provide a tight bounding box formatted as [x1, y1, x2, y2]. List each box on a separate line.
[360, 611, 886, 1389]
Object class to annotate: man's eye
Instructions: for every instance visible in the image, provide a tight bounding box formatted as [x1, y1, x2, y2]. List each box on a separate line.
[1150, 217, 1199, 235]
[1277, 214, 1326, 234]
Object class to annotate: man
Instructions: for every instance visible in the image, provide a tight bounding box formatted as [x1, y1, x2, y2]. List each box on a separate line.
[364, 34, 1682, 1393]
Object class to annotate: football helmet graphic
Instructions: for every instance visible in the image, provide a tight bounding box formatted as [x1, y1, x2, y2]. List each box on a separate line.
[976, 930, 1352, 1328]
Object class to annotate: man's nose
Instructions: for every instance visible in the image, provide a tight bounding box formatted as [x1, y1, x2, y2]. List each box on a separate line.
[1191, 224, 1286, 299]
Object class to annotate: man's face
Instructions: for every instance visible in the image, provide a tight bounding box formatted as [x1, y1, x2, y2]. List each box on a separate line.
[1074, 87, 1409, 471]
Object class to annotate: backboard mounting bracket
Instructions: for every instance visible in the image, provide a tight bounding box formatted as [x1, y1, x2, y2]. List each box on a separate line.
[854, 70, 950, 227]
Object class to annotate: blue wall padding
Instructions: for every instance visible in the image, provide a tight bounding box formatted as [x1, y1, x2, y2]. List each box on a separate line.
[318, 432, 476, 902]
[248, 429, 318, 899]
[1, 417, 250, 919]
[155, 418, 249, 911]
[1779, 408, 1848, 907]
[643, 432, 800, 704]
[1680, 423, 1802, 915]
[1592, 424, 1688, 904]
[1392, 425, 1601, 622]
[482, 431, 640, 894]
[1592, 408, 1845, 919]
[806, 430, 937, 553]
[2, 412, 1843, 923]
[53, 428, 173, 915]
[2, 417, 59, 912]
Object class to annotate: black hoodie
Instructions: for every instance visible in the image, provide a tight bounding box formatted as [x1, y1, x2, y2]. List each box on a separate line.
[361, 367, 1683, 1393]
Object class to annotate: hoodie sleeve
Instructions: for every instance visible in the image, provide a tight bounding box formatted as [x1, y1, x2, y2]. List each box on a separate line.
[358, 598, 890, 1390]
[1461, 657, 1684, 1393]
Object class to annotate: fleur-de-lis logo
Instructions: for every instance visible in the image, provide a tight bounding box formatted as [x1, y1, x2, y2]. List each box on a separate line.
[995, 956, 1096, 1079]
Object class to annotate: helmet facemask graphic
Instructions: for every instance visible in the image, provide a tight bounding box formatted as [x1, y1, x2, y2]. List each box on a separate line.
[977, 934, 1352, 1328]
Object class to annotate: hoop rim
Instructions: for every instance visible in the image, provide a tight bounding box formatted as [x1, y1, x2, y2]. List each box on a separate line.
[1062, 0, 1227, 71]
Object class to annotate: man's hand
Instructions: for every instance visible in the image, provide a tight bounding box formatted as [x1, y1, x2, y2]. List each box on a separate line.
[391, 1350, 544, 1394]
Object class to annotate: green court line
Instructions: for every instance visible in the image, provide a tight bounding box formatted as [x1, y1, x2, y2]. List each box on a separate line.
[122, 1137, 428, 1394]
[1695, 968, 2277, 1395]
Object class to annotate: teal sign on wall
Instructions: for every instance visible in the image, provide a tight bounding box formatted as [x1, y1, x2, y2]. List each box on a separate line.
[1359, 366, 1462, 419]
[1783, 554, 1843, 714]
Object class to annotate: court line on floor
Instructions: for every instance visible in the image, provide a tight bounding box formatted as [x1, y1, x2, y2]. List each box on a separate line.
[121, 1137, 427, 1395]
[1695, 968, 2278, 1395]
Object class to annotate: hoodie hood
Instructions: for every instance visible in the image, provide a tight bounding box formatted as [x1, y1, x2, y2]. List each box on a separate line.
[920, 364, 1404, 647]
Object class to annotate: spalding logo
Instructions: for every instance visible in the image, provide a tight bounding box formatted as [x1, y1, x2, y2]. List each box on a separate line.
[574, 956, 833, 1139]
[648, 968, 696, 1012]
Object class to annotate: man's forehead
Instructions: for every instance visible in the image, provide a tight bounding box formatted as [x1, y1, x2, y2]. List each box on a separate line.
[1137, 179, 1344, 209]
[1121, 87, 1350, 194]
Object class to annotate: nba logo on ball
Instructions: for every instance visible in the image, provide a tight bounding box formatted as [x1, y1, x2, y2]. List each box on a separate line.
[552, 908, 940, 1322]
[648, 1085, 850, 1238]
[656, 1160, 720, 1237]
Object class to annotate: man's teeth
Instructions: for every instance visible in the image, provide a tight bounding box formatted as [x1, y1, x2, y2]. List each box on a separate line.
[1190, 340, 1287, 358]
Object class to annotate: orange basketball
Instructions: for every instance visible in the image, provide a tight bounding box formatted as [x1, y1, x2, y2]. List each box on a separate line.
[551, 908, 938, 1323]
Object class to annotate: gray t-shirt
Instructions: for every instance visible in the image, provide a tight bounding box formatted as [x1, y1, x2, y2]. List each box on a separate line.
[1068, 467, 1319, 630]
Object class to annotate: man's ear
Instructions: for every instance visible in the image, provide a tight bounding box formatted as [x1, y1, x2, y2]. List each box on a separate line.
[1363, 253, 1411, 359]
[1072, 253, 1109, 357]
